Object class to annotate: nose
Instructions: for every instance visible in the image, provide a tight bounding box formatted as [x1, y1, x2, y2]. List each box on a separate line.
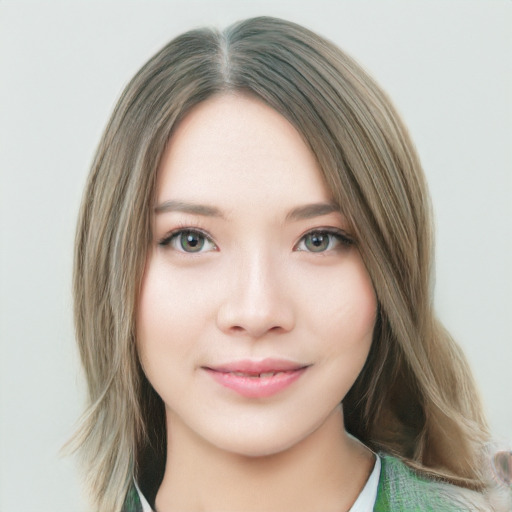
[216, 252, 295, 338]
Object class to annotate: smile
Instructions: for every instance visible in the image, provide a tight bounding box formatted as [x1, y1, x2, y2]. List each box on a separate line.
[202, 359, 309, 398]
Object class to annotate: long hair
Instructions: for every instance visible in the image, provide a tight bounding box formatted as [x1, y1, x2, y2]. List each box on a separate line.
[72, 16, 491, 511]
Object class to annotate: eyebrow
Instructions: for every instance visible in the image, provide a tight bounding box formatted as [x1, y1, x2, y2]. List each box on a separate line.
[154, 200, 340, 221]
[285, 202, 340, 221]
[154, 200, 225, 217]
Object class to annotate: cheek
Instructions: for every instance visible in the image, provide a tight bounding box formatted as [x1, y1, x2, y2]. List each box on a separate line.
[309, 264, 376, 379]
[303, 258, 377, 342]
[136, 257, 207, 378]
[339, 271, 376, 339]
[321, 264, 377, 398]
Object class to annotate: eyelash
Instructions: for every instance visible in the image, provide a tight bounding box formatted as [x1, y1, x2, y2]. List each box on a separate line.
[294, 228, 354, 252]
[158, 227, 217, 253]
[158, 227, 354, 253]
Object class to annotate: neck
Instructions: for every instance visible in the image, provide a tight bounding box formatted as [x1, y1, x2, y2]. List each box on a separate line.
[155, 406, 375, 512]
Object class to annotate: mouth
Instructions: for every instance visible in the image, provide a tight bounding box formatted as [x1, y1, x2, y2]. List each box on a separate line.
[202, 359, 310, 398]
[222, 370, 295, 378]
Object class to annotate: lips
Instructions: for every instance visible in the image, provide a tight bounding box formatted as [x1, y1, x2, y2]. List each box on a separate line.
[228, 370, 289, 378]
[202, 358, 309, 398]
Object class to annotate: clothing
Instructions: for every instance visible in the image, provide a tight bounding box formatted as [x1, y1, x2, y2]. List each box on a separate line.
[122, 453, 492, 512]
[347, 454, 380, 512]
[134, 481, 152, 512]
[373, 455, 494, 512]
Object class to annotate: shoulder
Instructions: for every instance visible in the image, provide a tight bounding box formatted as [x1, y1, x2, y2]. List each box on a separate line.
[375, 453, 496, 512]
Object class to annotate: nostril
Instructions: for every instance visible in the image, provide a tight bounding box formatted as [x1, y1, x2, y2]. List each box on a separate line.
[227, 323, 287, 337]
[216, 289, 296, 337]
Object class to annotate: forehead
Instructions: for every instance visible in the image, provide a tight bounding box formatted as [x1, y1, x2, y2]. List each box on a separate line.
[156, 93, 333, 211]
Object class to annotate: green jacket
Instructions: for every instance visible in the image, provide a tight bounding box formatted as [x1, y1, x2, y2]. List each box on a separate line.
[122, 454, 492, 511]
[373, 455, 490, 511]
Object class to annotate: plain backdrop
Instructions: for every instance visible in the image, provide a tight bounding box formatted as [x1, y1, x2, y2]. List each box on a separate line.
[1, 1, 511, 510]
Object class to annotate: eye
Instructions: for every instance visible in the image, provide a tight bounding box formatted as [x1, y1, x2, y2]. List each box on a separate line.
[295, 229, 353, 253]
[159, 229, 217, 253]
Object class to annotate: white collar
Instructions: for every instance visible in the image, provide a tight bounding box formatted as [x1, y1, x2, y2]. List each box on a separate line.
[347, 453, 381, 512]
[134, 480, 152, 512]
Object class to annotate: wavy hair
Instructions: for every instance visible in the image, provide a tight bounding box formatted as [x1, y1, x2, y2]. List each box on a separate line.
[71, 16, 491, 511]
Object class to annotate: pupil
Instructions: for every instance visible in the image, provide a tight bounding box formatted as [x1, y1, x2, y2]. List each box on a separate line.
[306, 233, 329, 251]
[181, 232, 204, 252]
[186, 234, 198, 247]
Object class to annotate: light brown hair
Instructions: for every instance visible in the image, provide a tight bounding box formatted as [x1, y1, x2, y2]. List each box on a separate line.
[72, 16, 490, 511]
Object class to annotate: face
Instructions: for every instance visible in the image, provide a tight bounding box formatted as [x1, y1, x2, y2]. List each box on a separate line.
[137, 94, 377, 457]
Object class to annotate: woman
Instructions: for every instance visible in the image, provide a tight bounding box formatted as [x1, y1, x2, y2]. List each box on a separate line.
[72, 16, 509, 512]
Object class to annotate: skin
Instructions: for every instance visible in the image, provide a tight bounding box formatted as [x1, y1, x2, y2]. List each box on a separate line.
[137, 93, 377, 512]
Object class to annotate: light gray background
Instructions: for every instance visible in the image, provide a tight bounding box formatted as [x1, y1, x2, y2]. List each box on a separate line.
[1, 1, 510, 510]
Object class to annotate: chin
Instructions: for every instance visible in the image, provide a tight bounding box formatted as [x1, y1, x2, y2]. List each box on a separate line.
[201, 418, 321, 459]
[215, 435, 301, 459]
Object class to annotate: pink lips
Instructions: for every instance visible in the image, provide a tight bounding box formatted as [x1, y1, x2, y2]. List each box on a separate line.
[203, 358, 308, 398]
